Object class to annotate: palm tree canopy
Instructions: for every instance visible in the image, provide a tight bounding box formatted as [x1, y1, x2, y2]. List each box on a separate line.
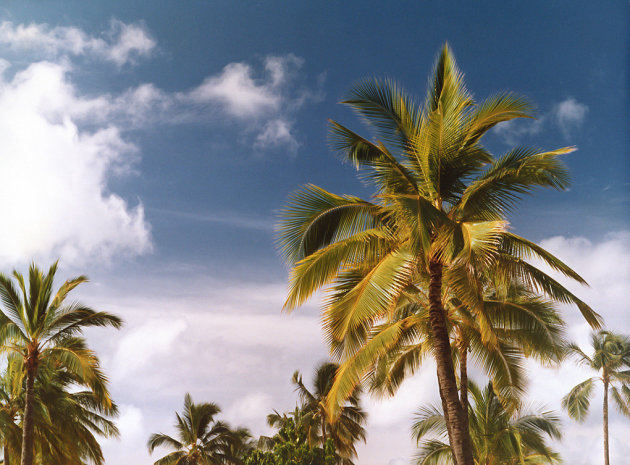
[292, 361, 366, 462]
[148, 394, 242, 465]
[277, 44, 599, 419]
[413, 381, 561, 465]
[0, 262, 122, 397]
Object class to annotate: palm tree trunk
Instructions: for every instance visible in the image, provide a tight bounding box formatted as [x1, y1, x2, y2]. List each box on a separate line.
[459, 342, 469, 436]
[437, 375, 459, 465]
[428, 260, 474, 465]
[20, 347, 38, 465]
[603, 378, 609, 465]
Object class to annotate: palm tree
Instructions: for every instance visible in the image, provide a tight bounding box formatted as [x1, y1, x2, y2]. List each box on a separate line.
[31, 359, 119, 464]
[562, 330, 630, 465]
[0, 262, 122, 465]
[277, 44, 599, 465]
[369, 280, 566, 418]
[148, 393, 237, 465]
[292, 362, 366, 463]
[413, 381, 561, 465]
[0, 354, 119, 465]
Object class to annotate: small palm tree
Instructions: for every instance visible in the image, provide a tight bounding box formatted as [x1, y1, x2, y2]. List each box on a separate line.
[413, 381, 561, 465]
[148, 394, 237, 465]
[0, 262, 122, 465]
[562, 330, 630, 465]
[292, 362, 366, 463]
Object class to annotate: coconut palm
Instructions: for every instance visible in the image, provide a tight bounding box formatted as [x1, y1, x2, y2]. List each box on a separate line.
[278, 44, 599, 465]
[148, 394, 237, 465]
[562, 330, 630, 465]
[0, 262, 122, 465]
[366, 278, 566, 445]
[292, 362, 366, 463]
[413, 381, 561, 465]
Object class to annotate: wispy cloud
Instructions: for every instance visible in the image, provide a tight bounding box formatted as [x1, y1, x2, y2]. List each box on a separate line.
[493, 97, 588, 144]
[0, 19, 155, 65]
[153, 208, 275, 232]
[493, 116, 546, 145]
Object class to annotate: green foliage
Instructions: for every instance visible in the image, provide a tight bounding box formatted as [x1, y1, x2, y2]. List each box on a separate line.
[148, 393, 251, 465]
[413, 381, 561, 465]
[245, 418, 335, 465]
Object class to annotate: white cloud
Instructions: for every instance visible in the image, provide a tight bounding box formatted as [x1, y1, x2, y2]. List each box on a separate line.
[254, 119, 299, 153]
[101, 404, 147, 465]
[226, 392, 274, 432]
[494, 96, 588, 144]
[110, 318, 188, 381]
[0, 19, 155, 65]
[553, 97, 588, 138]
[0, 60, 152, 265]
[189, 62, 280, 118]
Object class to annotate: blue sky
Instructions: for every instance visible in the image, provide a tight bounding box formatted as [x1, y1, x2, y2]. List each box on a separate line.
[0, 2, 627, 464]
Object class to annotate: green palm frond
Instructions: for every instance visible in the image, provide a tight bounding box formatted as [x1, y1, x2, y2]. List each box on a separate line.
[456, 147, 573, 221]
[343, 77, 421, 151]
[278, 184, 384, 264]
[562, 377, 595, 421]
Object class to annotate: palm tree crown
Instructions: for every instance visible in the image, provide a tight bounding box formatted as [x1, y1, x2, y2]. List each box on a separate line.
[292, 362, 366, 463]
[148, 393, 238, 465]
[0, 261, 122, 465]
[278, 44, 598, 465]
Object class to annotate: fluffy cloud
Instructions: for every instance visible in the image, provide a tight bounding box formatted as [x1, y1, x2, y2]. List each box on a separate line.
[553, 97, 588, 138]
[0, 60, 152, 265]
[0, 19, 155, 65]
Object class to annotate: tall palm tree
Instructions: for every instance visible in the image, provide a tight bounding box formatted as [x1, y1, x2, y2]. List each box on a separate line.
[0, 262, 122, 465]
[148, 394, 237, 465]
[562, 330, 630, 465]
[292, 362, 366, 463]
[413, 381, 561, 465]
[278, 44, 599, 465]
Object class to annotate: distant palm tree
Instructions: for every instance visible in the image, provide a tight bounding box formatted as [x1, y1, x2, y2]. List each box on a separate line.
[30, 359, 119, 465]
[0, 262, 122, 465]
[413, 381, 561, 465]
[278, 44, 599, 465]
[148, 393, 237, 465]
[562, 330, 630, 465]
[292, 362, 366, 463]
